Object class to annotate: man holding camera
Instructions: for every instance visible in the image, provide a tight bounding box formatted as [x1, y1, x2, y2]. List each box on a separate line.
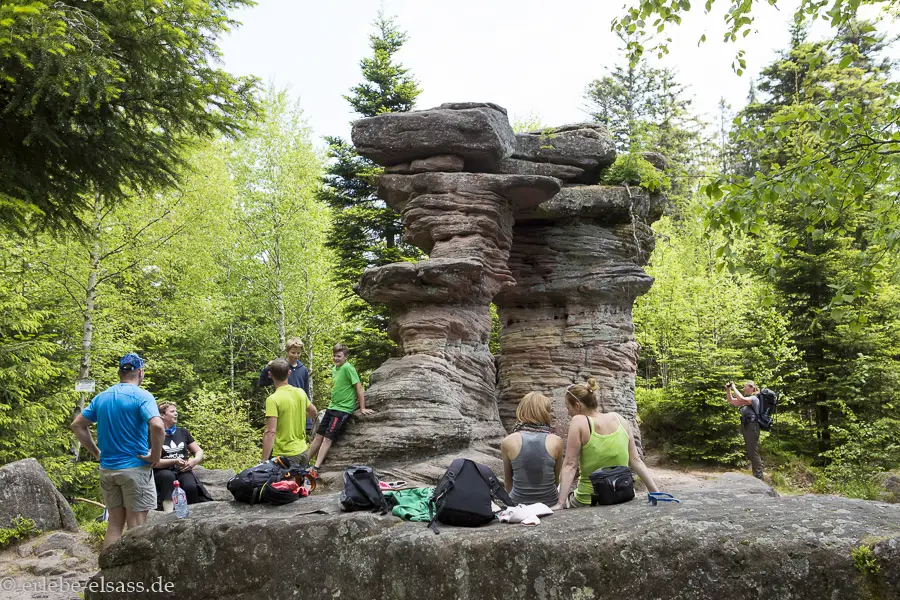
[726, 380, 764, 480]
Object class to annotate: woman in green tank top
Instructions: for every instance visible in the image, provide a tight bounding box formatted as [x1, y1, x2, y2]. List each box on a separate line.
[552, 378, 658, 509]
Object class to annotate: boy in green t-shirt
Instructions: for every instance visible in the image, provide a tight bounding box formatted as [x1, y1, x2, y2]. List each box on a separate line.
[307, 344, 374, 473]
[262, 359, 318, 466]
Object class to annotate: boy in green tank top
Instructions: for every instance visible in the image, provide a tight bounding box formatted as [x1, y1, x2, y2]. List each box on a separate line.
[307, 344, 374, 473]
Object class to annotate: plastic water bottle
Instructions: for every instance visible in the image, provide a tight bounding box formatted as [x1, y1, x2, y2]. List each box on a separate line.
[172, 480, 189, 518]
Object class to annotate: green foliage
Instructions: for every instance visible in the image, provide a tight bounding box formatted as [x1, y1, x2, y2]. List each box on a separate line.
[712, 23, 900, 460]
[0, 234, 75, 466]
[812, 409, 900, 498]
[228, 86, 342, 399]
[40, 456, 100, 503]
[635, 21, 900, 498]
[182, 387, 260, 473]
[707, 24, 899, 307]
[637, 353, 747, 465]
[0, 0, 258, 232]
[510, 113, 546, 133]
[71, 502, 105, 527]
[602, 153, 671, 193]
[0, 516, 38, 547]
[81, 520, 107, 550]
[851, 545, 881, 575]
[612, 0, 886, 65]
[320, 13, 423, 376]
[489, 304, 501, 355]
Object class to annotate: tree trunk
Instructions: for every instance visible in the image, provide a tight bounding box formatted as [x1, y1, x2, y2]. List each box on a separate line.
[815, 393, 831, 458]
[306, 335, 315, 403]
[272, 224, 286, 351]
[228, 322, 235, 396]
[72, 195, 103, 461]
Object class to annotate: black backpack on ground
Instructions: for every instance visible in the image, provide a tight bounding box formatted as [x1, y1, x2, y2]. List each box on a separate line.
[340, 465, 390, 514]
[227, 458, 298, 505]
[589, 466, 635, 505]
[427, 458, 515, 534]
[757, 388, 779, 431]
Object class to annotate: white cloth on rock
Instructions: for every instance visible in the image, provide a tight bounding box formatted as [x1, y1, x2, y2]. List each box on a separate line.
[497, 503, 553, 526]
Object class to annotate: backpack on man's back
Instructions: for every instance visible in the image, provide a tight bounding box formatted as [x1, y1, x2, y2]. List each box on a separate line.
[427, 458, 514, 533]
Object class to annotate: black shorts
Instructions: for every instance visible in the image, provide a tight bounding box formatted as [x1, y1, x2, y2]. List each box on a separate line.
[317, 409, 352, 441]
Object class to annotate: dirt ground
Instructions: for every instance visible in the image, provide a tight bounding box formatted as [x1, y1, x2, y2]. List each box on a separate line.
[0, 530, 98, 600]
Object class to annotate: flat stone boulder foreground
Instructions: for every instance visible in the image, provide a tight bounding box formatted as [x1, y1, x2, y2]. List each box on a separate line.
[87, 477, 899, 600]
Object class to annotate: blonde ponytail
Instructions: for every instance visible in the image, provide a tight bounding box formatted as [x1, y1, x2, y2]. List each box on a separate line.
[565, 377, 599, 410]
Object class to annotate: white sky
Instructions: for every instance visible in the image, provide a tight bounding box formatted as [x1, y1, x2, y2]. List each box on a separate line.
[219, 1, 893, 145]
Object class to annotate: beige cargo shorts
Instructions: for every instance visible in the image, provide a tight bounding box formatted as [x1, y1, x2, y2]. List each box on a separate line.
[99, 466, 156, 512]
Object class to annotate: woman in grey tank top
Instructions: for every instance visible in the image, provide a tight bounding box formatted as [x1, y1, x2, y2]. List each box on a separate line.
[501, 392, 563, 506]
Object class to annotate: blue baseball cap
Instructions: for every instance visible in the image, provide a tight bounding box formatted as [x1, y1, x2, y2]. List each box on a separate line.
[119, 353, 145, 371]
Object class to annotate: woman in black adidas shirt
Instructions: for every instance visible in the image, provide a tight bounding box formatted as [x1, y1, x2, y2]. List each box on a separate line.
[152, 402, 212, 511]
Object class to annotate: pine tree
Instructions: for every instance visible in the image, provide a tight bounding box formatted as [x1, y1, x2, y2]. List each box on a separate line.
[0, 0, 257, 232]
[319, 13, 423, 375]
[585, 42, 707, 205]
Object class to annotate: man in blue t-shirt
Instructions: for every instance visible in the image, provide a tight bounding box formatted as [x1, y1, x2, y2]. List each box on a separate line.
[71, 353, 164, 547]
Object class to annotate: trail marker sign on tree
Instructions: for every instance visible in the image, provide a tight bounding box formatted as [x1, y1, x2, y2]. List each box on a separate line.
[75, 379, 95, 393]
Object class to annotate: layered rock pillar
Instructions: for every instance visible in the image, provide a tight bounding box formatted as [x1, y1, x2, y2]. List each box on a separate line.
[495, 124, 665, 449]
[330, 103, 560, 479]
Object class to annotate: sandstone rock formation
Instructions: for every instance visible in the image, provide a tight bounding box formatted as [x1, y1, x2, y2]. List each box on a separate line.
[352, 102, 515, 172]
[85, 478, 900, 600]
[329, 101, 661, 476]
[495, 183, 665, 447]
[513, 122, 616, 183]
[0, 459, 78, 532]
[331, 106, 561, 478]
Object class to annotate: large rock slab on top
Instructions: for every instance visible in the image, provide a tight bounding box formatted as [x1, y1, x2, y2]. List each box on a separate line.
[515, 184, 666, 224]
[352, 103, 516, 172]
[86, 484, 900, 600]
[496, 157, 586, 181]
[0, 459, 77, 533]
[512, 123, 616, 178]
[378, 171, 561, 217]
